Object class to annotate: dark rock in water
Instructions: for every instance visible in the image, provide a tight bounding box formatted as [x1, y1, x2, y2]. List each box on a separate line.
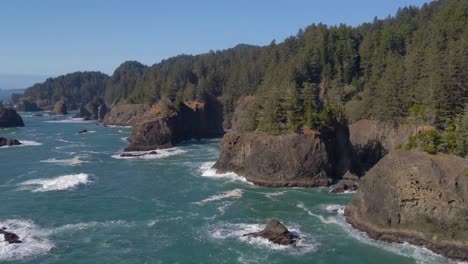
[330, 172, 359, 193]
[120, 150, 158, 157]
[77, 129, 88, 134]
[16, 99, 41, 112]
[0, 137, 22, 147]
[0, 106, 24, 128]
[0, 227, 22, 244]
[243, 219, 299, 245]
[330, 179, 359, 194]
[49, 99, 68, 115]
[32, 113, 43, 117]
[125, 99, 224, 151]
[345, 150, 468, 261]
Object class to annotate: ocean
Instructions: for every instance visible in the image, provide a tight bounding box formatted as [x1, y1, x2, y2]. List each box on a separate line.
[0, 113, 458, 264]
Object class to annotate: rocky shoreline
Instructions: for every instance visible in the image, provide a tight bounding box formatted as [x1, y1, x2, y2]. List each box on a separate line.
[345, 150, 468, 261]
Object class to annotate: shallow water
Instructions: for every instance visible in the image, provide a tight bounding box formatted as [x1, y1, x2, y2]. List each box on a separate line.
[0, 113, 460, 263]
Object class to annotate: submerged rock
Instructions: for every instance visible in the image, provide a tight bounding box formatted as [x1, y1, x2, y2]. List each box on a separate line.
[0, 106, 24, 128]
[345, 150, 468, 261]
[0, 137, 22, 147]
[0, 227, 22, 244]
[243, 219, 299, 245]
[77, 129, 88, 134]
[120, 150, 158, 157]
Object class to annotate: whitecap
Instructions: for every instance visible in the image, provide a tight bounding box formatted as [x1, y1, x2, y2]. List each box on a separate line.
[194, 189, 243, 206]
[0, 140, 42, 149]
[111, 147, 186, 160]
[322, 204, 345, 215]
[40, 155, 89, 166]
[199, 162, 252, 184]
[0, 219, 53, 261]
[121, 137, 128, 142]
[18, 173, 94, 192]
[45, 118, 94, 124]
[207, 222, 317, 255]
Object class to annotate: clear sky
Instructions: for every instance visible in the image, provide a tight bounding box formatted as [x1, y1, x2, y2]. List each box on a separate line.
[0, 0, 431, 89]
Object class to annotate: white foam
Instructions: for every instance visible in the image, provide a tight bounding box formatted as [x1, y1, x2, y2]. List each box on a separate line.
[18, 173, 94, 192]
[106, 125, 132, 128]
[297, 203, 455, 264]
[112, 147, 186, 160]
[45, 118, 94, 124]
[0, 140, 42, 149]
[40, 155, 89, 166]
[208, 222, 317, 255]
[323, 204, 345, 215]
[199, 162, 252, 184]
[0, 219, 53, 261]
[194, 189, 243, 205]
[263, 191, 287, 199]
[121, 137, 128, 142]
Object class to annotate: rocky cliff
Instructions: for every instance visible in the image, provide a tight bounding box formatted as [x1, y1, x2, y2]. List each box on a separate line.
[124, 100, 224, 151]
[345, 150, 468, 261]
[348, 119, 414, 171]
[16, 99, 41, 112]
[49, 99, 68, 115]
[213, 123, 355, 187]
[0, 106, 24, 127]
[103, 104, 149, 126]
[74, 99, 107, 121]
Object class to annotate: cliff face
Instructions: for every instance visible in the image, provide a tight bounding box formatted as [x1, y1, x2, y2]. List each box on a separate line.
[124, 100, 224, 151]
[74, 99, 108, 121]
[16, 100, 41, 112]
[213, 123, 354, 187]
[345, 150, 468, 261]
[49, 100, 68, 115]
[0, 107, 24, 127]
[348, 119, 414, 171]
[103, 104, 149, 126]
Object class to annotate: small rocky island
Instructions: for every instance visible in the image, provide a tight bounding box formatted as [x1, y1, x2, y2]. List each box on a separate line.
[0, 137, 22, 147]
[243, 219, 299, 245]
[0, 103, 24, 128]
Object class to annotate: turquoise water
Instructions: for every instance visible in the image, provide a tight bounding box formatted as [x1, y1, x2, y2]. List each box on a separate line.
[0, 113, 458, 264]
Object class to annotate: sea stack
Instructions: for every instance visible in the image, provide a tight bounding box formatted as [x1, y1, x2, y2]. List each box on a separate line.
[345, 150, 468, 261]
[0, 104, 24, 127]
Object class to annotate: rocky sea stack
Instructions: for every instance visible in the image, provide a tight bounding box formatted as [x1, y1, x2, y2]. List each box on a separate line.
[213, 123, 355, 187]
[74, 98, 108, 121]
[345, 150, 468, 261]
[0, 137, 22, 147]
[243, 219, 299, 245]
[16, 99, 41, 112]
[124, 100, 224, 151]
[0, 105, 24, 128]
[49, 99, 68, 115]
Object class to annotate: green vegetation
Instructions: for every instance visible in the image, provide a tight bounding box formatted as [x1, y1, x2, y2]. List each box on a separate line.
[21, 0, 467, 154]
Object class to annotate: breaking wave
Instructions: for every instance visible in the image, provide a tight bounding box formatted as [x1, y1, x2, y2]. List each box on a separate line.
[18, 173, 94, 192]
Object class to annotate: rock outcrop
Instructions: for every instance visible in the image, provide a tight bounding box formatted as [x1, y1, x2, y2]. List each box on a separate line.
[348, 119, 414, 171]
[125, 100, 224, 151]
[74, 99, 107, 121]
[0, 137, 21, 147]
[103, 104, 149, 126]
[0, 227, 22, 244]
[49, 99, 68, 115]
[0, 106, 24, 127]
[345, 150, 468, 261]
[16, 99, 41, 112]
[330, 171, 359, 193]
[243, 219, 299, 245]
[213, 123, 354, 187]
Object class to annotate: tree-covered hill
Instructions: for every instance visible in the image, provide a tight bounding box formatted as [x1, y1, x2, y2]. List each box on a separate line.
[21, 0, 467, 154]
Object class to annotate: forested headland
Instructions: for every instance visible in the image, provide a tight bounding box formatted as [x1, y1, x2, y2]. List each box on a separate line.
[21, 0, 467, 156]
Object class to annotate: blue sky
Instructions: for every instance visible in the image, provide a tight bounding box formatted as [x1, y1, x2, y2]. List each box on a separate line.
[0, 0, 431, 89]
